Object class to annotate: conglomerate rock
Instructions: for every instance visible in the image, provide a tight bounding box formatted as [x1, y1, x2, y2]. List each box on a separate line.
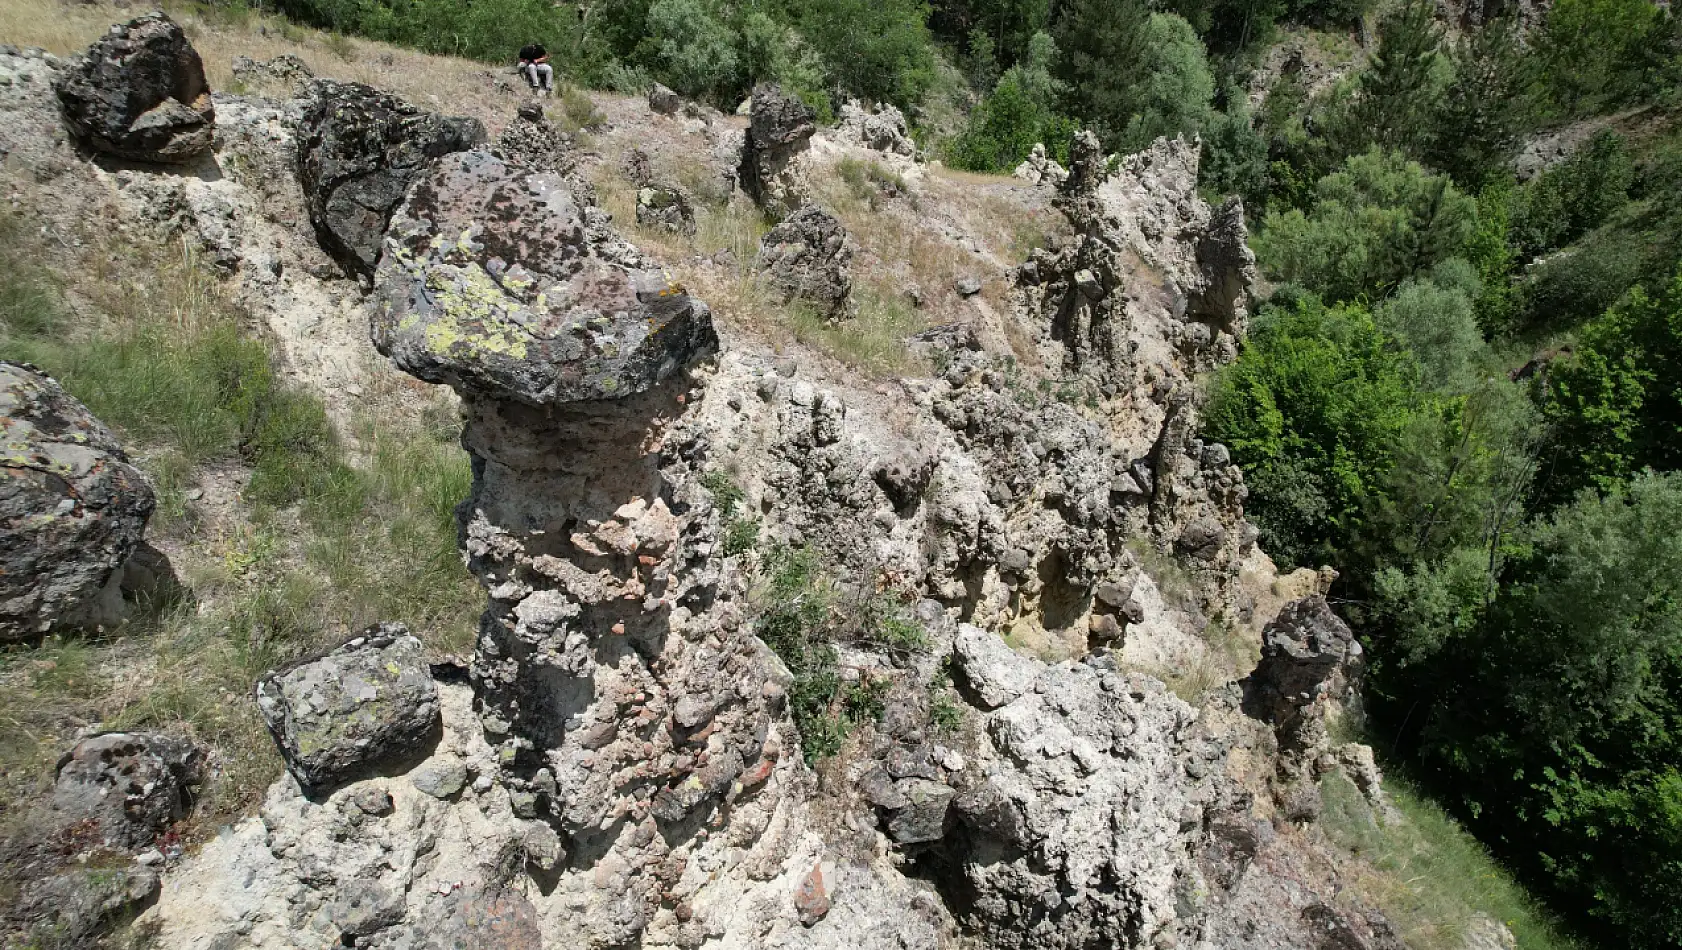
[836, 100, 916, 157]
[53, 12, 214, 163]
[297, 79, 484, 277]
[1, 361, 157, 641]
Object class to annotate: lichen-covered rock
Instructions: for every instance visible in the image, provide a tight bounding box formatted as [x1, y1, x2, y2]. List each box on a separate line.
[255, 623, 441, 793]
[636, 184, 695, 235]
[758, 204, 853, 317]
[1, 361, 156, 641]
[837, 100, 915, 157]
[53, 12, 213, 163]
[739, 83, 816, 215]
[494, 102, 576, 173]
[52, 732, 205, 850]
[372, 149, 716, 406]
[297, 79, 485, 277]
[230, 52, 313, 88]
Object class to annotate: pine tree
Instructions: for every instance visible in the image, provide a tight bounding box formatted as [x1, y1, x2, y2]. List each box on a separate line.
[1427, 19, 1538, 189]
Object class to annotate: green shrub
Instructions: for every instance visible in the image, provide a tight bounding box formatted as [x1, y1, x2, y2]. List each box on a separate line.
[1203, 293, 1425, 569]
[1254, 148, 1479, 304]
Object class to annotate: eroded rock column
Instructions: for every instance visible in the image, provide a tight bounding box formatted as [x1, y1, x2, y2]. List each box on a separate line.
[372, 148, 784, 940]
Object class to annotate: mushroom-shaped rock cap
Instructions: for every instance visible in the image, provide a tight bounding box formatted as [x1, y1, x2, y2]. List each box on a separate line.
[372, 149, 718, 405]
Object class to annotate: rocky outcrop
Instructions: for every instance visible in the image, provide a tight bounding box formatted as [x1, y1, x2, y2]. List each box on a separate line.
[53, 731, 205, 849]
[837, 100, 915, 157]
[1243, 596, 1361, 746]
[1012, 142, 1068, 187]
[739, 83, 816, 216]
[296, 79, 484, 277]
[255, 624, 441, 794]
[493, 101, 576, 175]
[231, 52, 313, 88]
[53, 12, 213, 163]
[758, 203, 854, 317]
[1, 361, 158, 641]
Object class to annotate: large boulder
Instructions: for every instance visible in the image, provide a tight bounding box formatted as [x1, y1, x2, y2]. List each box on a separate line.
[53, 12, 214, 163]
[647, 82, 681, 116]
[255, 623, 442, 794]
[1, 361, 156, 641]
[371, 148, 718, 405]
[296, 80, 485, 277]
[52, 732, 205, 850]
[837, 100, 915, 157]
[757, 203, 853, 317]
[1242, 595, 1362, 738]
[636, 183, 695, 235]
[739, 83, 816, 215]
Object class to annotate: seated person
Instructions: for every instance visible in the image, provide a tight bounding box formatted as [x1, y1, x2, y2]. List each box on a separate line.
[517, 42, 552, 95]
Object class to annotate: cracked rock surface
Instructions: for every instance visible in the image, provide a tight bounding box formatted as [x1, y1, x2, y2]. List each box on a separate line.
[1, 361, 157, 641]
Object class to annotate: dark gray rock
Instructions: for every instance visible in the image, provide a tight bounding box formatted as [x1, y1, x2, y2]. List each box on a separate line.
[410, 758, 469, 799]
[53, 732, 205, 850]
[888, 778, 955, 843]
[53, 13, 213, 163]
[1242, 596, 1362, 736]
[255, 623, 441, 794]
[18, 867, 160, 946]
[408, 882, 544, 950]
[1176, 515, 1228, 561]
[2, 361, 156, 641]
[636, 184, 695, 235]
[296, 79, 485, 277]
[647, 82, 680, 115]
[739, 83, 815, 214]
[372, 149, 718, 407]
[758, 204, 853, 318]
[955, 276, 982, 297]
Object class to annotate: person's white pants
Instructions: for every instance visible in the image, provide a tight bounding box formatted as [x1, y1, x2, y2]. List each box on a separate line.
[523, 63, 553, 91]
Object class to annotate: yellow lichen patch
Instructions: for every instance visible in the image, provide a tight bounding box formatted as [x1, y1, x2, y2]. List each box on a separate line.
[420, 263, 530, 361]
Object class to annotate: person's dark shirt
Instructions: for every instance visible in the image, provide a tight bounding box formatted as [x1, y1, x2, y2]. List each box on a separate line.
[519, 43, 546, 63]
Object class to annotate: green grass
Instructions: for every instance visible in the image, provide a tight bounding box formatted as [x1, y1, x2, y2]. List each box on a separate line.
[784, 288, 929, 376]
[0, 210, 480, 825]
[1321, 769, 1582, 950]
[750, 545, 931, 763]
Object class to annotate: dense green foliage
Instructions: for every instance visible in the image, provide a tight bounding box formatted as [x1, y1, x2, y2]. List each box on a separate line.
[1195, 0, 1682, 943]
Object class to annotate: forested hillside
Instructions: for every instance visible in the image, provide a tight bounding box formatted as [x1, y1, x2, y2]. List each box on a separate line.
[19, 0, 1682, 944]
